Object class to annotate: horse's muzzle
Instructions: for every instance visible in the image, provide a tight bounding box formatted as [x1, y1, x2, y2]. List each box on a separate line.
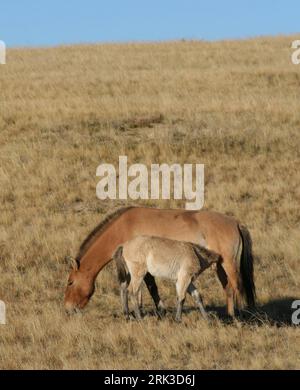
[65, 303, 81, 315]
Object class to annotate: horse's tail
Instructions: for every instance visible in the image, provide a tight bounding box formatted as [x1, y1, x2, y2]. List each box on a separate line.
[113, 246, 129, 285]
[238, 224, 256, 308]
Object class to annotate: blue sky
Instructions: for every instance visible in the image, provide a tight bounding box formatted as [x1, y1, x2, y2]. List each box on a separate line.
[1, 0, 299, 47]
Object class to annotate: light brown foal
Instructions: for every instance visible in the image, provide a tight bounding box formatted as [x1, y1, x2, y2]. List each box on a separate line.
[113, 236, 220, 321]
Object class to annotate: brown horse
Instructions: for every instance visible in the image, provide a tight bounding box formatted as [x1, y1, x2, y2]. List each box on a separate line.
[64, 206, 255, 316]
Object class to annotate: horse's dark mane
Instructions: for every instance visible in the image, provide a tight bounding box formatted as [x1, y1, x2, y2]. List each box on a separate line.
[76, 206, 133, 263]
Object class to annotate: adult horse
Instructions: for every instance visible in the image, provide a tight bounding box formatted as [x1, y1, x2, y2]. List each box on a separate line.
[64, 206, 255, 316]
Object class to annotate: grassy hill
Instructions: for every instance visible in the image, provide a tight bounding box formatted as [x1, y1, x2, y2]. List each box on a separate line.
[0, 35, 299, 369]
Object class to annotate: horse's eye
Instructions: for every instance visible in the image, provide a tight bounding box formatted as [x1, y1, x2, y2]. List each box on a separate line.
[68, 280, 74, 286]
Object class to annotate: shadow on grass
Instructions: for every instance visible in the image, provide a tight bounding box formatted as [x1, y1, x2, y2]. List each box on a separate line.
[202, 297, 299, 327]
[113, 297, 299, 327]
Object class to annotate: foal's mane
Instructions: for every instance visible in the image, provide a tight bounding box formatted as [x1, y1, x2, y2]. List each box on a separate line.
[76, 206, 133, 263]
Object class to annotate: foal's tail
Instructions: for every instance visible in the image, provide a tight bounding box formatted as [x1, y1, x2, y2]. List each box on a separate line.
[113, 246, 129, 285]
[192, 244, 221, 269]
[238, 224, 256, 308]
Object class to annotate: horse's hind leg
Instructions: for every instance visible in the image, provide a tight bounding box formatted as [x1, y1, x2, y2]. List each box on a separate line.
[144, 273, 166, 317]
[234, 290, 243, 318]
[187, 283, 207, 320]
[216, 262, 233, 316]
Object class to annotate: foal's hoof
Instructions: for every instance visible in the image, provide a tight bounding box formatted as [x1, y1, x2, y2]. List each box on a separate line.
[157, 307, 166, 319]
[200, 313, 208, 321]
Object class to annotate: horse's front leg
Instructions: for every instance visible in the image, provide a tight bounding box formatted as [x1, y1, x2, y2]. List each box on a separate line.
[143, 273, 166, 317]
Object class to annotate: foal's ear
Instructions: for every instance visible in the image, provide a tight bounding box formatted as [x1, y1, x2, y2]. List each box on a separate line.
[210, 252, 222, 271]
[208, 253, 221, 266]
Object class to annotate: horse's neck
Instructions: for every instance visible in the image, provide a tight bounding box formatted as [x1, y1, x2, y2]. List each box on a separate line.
[79, 222, 127, 278]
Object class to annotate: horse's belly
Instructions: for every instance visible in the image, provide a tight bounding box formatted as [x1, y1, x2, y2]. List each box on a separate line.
[146, 253, 178, 280]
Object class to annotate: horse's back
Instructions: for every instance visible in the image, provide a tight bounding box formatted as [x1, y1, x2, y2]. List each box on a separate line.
[124, 207, 240, 259]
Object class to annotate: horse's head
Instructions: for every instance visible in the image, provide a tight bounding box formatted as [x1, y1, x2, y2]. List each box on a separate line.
[64, 259, 95, 314]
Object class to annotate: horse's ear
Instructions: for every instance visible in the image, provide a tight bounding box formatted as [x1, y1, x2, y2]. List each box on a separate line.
[71, 257, 79, 271]
[66, 256, 79, 271]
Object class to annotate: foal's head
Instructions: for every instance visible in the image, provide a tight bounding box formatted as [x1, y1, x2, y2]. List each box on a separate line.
[64, 260, 95, 313]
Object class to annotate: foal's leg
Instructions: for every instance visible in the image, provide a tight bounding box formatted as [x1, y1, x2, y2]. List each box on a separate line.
[187, 283, 207, 320]
[120, 282, 129, 320]
[143, 273, 166, 317]
[175, 274, 192, 322]
[128, 276, 144, 320]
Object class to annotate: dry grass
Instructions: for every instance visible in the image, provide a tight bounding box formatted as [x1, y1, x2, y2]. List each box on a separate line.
[0, 35, 300, 369]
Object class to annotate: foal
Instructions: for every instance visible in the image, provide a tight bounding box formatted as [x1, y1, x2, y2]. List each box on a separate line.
[113, 236, 220, 322]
